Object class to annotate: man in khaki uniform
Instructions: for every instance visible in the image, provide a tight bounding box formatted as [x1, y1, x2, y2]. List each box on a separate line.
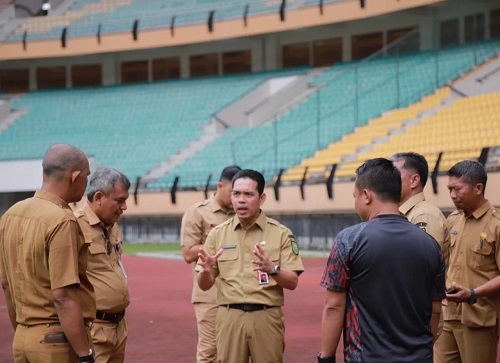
[75, 167, 131, 363]
[0, 144, 96, 363]
[434, 160, 500, 363]
[181, 165, 241, 363]
[392, 152, 447, 248]
[197, 169, 304, 363]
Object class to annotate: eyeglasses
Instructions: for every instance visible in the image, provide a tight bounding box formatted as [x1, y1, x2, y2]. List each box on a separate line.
[101, 228, 112, 255]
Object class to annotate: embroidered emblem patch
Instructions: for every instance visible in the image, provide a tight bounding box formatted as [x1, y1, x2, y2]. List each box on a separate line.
[291, 240, 299, 255]
[416, 222, 427, 232]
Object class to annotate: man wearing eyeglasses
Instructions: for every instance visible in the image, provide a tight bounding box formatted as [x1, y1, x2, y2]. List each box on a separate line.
[75, 167, 131, 363]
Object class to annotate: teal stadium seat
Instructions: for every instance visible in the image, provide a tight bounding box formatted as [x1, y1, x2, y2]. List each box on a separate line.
[7, 0, 346, 42]
[157, 39, 500, 188]
[0, 40, 498, 188]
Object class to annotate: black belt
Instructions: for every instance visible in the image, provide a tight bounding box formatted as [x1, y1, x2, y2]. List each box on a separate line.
[96, 310, 125, 323]
[224, 304, 275, 312]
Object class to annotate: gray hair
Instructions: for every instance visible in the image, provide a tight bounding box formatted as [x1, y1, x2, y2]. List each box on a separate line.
[87, 167, 131, 201]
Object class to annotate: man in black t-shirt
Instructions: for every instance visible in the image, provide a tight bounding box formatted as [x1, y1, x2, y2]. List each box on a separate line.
[318, 158, 445, 363]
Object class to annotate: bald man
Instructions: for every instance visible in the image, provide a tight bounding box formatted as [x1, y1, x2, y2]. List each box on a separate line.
[0, 144, 97, 363]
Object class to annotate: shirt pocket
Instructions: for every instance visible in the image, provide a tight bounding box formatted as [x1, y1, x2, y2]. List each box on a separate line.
[88, 242, 108, 256]
[467, 236, 495, 271]
[267, 247, 280, 264]
[217, 248, 239, 278]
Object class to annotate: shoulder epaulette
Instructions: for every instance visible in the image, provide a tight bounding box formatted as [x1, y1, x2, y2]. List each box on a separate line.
[74, 209, 85, 218]
[491, 208, 500, 221]
[266, 217, 287, 231]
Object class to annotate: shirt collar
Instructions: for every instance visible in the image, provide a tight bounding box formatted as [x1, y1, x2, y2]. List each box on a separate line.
[208, 194, 233, 214]
[83, 202, 104, 227]
[34, 190, 70, 209]
[471, 200, 491, 219]
[399, 192, 425, 215]
[232, 210, 267, 231]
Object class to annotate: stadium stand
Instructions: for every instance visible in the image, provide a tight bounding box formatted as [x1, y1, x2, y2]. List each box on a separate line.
[6, 0, 343, 41]
[282, 87, 451, 181]
[157, 39, 500, 188]
[0, 39, 498, 189]
[0, 68, 306, 181]
[335, 91, 500, 178]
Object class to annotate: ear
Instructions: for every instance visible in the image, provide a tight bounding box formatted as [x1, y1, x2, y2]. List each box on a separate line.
[93, 191, 105, 203]
[71, 170, 81, 183]
[216, 181, 223, 191]
[410, 174, 421, 190]
[260, 192, 267, 206]
[475, 183, 484, 195]
[363, 189, 372, 205]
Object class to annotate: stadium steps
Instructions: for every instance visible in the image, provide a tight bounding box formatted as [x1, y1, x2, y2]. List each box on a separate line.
[142, 122, 221, 183]
[336, 91, 500, 177]
[452, 56, 500, 96]
[282, 87, 452, 182]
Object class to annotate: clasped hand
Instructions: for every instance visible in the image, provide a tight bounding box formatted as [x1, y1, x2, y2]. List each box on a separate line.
[197, 244, 274, 274]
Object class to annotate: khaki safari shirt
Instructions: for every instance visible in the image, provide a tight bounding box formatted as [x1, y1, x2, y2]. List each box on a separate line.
[181, 195, 233, 304]
[196, 212, 304, 306]
[75, 203, 130, 313]
[399, 192, 447, 249]
[443, 201, 500, 328]
[0, 190, 95, 325]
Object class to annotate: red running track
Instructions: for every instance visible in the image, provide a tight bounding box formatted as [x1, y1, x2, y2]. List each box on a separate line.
[1, 255, 499, 362]
[0, 256, 328, 363]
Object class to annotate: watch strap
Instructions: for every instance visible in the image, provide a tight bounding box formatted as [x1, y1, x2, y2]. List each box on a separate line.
[317, 352, 335, 363]
[468, 288, 478, 304]
[269, 264, 280, 276]
[77, 349, 95, 363]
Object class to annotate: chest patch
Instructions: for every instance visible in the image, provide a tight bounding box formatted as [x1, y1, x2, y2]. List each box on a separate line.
[416, 222, 427, 232]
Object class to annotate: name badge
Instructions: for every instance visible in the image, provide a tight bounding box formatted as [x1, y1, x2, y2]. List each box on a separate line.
[258, 271, 269, 285]
[222, 244, 236, 249]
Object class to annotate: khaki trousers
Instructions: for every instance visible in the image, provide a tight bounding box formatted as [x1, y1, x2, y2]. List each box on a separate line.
[194, 302, 218, 363]
[91, 318, 128, 363]
[434, 320, 498, 363]
[13, 323, 91, 363]
[215, 306, 284, 363]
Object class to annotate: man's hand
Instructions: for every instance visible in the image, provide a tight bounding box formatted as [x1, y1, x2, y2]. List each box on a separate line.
[252, 244, 274, 274]
[445, 283, 471, 303]
[197, 248, 223, 272]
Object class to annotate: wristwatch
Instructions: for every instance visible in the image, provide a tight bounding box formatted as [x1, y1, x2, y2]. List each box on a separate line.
[269, 264, 281, 276]
[468, 288, 478, 305]
[317, 352, 335, 363]
[77, 348, 95, 363]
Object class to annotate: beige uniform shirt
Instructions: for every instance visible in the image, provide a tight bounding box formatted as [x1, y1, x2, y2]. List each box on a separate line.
[0, 190, 95, 325]
[399, 192, 447, 249]
[181, 195, 233, 304]
[443, 201, 500, 328]
[75, 203, 130, 313]
[196, 212, 304, 306]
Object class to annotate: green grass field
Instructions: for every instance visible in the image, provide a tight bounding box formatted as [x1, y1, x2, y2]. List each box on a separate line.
[123, 243, 181, 255]
[122, 242, 329, 258]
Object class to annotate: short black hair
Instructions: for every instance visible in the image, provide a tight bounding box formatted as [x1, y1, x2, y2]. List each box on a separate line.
[391, 152, 429, 187]
[448, 160, 487, 193]
[232, 169, 265, 195]
[355, 158, 401, 203]
[219, 165, 241, 182]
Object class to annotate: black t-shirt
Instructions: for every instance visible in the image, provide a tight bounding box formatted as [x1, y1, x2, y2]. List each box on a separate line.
[321, 214, 445, 363]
